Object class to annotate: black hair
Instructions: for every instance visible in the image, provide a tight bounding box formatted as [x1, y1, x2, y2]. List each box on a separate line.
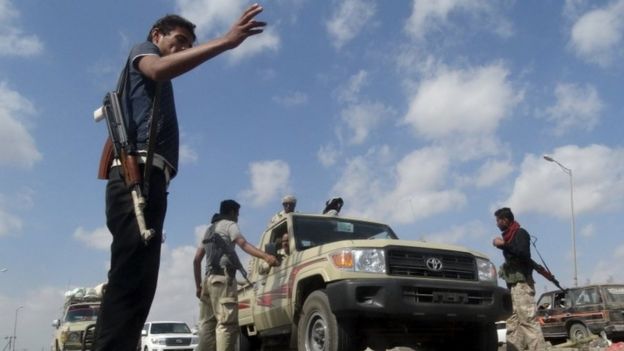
[147, 14, 197, 42]
[494, 207, 514, 222]
[323, 197, 344, 214]
[210, 213, 221, 224]
[220, 200, 241, 215]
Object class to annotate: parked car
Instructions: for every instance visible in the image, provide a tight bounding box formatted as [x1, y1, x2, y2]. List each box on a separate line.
[140, 321, 198, 351]
[536, 284, 624, 342]
[496, 320, 506, 345]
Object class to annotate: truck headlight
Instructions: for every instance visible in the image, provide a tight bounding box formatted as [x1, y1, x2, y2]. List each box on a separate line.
[67, 331, 81, 343]
[151, 337, 167, 345]
[476, 258, 497, 282]
[191, 336, 199, 344]
[331, 249, 386, 273]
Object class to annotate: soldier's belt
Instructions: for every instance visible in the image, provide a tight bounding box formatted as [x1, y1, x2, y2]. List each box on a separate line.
[111, 153, 171, 184]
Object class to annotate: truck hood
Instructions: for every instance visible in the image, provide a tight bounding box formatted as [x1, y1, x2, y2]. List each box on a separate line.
[304, 239, 489, 260]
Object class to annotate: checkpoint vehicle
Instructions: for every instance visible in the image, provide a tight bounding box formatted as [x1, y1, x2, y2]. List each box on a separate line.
[236, 213, 512, 351]
[537, 284, 624, 342]
[140, 321, 198, 351]
[51, 285, 103, 351]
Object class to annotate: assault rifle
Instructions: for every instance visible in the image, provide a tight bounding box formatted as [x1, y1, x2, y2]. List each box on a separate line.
[531, 236, 566, 292]
[94, 91, 155, 244]
[531, 259, 566, 292]
[203, 229, 252, 286]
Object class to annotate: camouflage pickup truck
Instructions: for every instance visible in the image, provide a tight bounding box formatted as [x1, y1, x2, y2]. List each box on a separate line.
[237, 213, 512, 351]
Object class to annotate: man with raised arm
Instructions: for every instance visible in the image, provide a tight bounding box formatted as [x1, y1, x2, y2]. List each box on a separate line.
[95, 5, 267, 351]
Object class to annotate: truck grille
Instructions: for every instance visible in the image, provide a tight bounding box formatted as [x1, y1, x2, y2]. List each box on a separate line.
[386, 247, 476, 281]
[165, 337, 191, 346]
[82, 324, 96, 351]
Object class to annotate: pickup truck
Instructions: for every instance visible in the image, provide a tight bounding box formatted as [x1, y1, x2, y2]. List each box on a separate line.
[51, 284, 104, 351]
[237, 213, 512, 351]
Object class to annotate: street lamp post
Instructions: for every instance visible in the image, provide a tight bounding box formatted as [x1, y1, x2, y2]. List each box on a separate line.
[12, 306, 23, 351]
[543, 155, 578, 287]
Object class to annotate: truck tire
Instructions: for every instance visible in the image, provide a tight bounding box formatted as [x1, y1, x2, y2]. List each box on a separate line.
[297, 290, 355, 351]
[238, 328, 259, 351]
[569, 323, 590, 342]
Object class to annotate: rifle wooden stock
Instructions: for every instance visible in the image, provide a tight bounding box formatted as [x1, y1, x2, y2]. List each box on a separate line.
[97, 138, 114, 180]
[532, 260, 566, 292]
[121, 153, 142, 187]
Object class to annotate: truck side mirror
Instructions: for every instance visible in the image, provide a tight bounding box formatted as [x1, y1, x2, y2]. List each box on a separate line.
[141, 329, 147, 337]
[52, 319, 60, 328]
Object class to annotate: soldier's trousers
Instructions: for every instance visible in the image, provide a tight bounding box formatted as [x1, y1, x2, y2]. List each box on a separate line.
[94, 166, 168, 351]
[197, 273, 239, 351]
[506, 281, 547, 351]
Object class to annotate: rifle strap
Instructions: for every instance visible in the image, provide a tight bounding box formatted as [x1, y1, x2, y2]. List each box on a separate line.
[530, 235, 553, 274]
[142, 82, 163, 197]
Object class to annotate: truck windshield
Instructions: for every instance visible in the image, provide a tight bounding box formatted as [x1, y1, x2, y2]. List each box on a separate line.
[150, 322, 191, 334]
[64, 305, 99, 322]
[293, 216, 397, 250]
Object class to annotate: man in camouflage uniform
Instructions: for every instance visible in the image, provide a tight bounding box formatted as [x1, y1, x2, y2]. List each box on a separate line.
[493, 207, 547, 351]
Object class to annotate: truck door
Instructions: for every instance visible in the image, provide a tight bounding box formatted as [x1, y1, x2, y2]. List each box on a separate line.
[538, 291, 571, 338]
[252, 222, 292, 332]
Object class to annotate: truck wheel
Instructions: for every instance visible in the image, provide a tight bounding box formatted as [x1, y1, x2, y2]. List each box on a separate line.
[569, 323, 590, 342]
[238, 328, 259, 351]
[297, 290, 355, 351]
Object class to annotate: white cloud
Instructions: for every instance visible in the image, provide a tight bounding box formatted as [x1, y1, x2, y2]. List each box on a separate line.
[0, 82, 41, 168]
[545, 83, 603, 135]
[0, 286, 67, 351]
[580, 223, 595, 238]
[341, 101, 392, 145]
[569, 0, 624, 66]
[0, 207, 21, 237]
[148, 245, 199, 326]
[420, 220, 489, 245]
[180, 143, 199, 165]
[317, 143, 341, 167]
[404, 63, 521, 141]
[404, 0, 512, 40]
[502, 145, 624, 218]
[241, 160, 291, 207]
[336, 70, 368, 103]
[227, 26, 280, 63]
[332, 146, 465, 224]
[472, 159, 514, 188]
[326, 0, 376, 49]
[175, 0, 279, 62]
[0, 0, 43, 57]
[272, 91, 308, 107]
[176, 0, 244, 35]
[73, 226, 112, 251]
[194, 224, 209, 246]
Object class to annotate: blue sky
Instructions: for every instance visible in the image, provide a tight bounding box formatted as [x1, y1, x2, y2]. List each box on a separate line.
[1, 0, 623, 349]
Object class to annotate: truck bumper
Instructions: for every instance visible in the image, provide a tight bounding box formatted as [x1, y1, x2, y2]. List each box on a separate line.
[326, 278, 512, 322]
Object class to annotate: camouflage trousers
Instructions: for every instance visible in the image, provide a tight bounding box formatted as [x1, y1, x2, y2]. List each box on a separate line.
[197, 274, 239, 351]
[506, 282, 547, 351]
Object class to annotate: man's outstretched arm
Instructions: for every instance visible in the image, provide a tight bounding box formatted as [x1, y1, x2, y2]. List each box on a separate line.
[139, 4, 266, 81]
